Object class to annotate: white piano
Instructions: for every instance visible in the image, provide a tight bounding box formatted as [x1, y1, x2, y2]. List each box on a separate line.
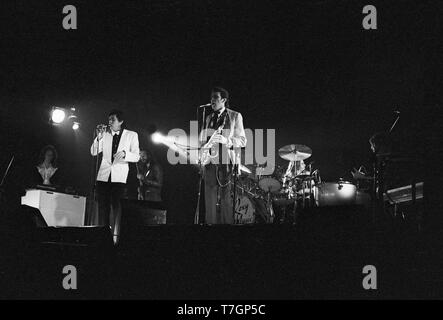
[21, 189, 86, 226]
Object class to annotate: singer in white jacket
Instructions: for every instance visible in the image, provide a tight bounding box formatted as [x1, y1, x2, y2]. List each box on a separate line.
[90, 109, 140, 243]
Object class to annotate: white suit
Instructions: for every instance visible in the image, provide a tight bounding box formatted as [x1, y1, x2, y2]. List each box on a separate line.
[90, 129, 140, 183]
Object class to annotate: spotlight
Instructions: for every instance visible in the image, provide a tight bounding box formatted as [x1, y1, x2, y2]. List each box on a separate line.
[72, 122, 80, 130]
[68, 107, 78, 120]
[51, 107, 66, 124]
[151, 132, 163, 144]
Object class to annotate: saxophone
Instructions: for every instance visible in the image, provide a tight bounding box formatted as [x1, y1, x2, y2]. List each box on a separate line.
[199, 114, 227, 166]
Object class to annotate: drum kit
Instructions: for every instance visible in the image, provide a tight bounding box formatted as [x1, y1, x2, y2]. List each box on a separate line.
[234, 144, 362, 224]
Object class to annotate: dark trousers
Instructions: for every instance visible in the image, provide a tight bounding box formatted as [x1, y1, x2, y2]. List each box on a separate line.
[97, 180, 127, 242]
[204, 164, 233, 224]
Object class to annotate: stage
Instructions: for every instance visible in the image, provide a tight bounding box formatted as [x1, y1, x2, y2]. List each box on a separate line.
[1, 205, 442, 300]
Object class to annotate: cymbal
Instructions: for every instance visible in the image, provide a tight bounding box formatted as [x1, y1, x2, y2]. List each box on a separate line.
[278, 144, 312, 161]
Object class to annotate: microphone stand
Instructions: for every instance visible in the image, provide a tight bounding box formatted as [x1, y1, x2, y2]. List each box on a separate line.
[371, 111, 401, 226]
[0, 155, 14, 205]
[194, 162, 204, 224]
[194, 105, 208, 224]
[232, 163, 238, 223]
[93, 129, 101, 201]
[389, 111, 401, 133]
[0, 156, 14, 188]
[87, 129, 101, 225]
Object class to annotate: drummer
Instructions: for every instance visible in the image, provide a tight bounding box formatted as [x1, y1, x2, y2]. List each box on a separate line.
[282, 159, 308, 183]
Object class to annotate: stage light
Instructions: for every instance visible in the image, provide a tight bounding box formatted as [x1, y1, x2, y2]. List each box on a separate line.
[150, 131, 192, 162]
[151, 132, 163, 144]
[50, 106, 80, 128]
[68, 107, 78, 120]
[51, 108, 66, 124]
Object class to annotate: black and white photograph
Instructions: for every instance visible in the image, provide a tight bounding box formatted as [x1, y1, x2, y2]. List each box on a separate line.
[0, 0, 442, 306]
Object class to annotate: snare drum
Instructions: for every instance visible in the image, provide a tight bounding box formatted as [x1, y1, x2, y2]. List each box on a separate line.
[313, 181, 357, 206]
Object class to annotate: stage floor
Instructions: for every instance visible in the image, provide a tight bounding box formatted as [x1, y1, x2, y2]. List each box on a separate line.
[1, 211, 442, 299]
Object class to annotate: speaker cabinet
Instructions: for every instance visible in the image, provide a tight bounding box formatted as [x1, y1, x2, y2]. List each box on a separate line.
[121, 199, 167, 226]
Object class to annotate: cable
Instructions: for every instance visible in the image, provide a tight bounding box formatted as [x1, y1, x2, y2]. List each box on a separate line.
[216, 165, 231, 188]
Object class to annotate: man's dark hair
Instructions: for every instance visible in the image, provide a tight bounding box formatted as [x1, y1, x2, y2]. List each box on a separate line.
[212, 87, 229, 107]
[108, 109, 124, 122]
[38, 145, 58, 168]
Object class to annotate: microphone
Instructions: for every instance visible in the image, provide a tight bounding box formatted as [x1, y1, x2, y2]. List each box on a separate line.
[199, 103, 212, 108]
[394, 110, 400, 114]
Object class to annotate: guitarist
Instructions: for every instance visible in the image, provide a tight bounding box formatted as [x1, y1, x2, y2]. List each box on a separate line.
[200, 87, 247, 224]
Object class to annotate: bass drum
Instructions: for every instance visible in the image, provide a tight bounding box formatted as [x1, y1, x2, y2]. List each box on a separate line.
[234, 195, 256, 224]
[234, 195, 274, 224]
[313, 181, 357, 206]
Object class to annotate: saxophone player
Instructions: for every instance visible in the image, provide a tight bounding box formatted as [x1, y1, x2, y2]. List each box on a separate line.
[200, 87, 247, 224]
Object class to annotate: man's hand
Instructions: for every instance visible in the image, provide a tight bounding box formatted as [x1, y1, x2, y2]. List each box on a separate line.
[137, 173, 144, 180]
[212, 134, 228, 145]
[114, 151, 126, 162]
[96, 125, 106, 140]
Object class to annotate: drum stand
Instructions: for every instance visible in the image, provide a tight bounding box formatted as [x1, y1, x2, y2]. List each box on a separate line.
[265, 191, 274, 223]
[293, 178, 315, 225]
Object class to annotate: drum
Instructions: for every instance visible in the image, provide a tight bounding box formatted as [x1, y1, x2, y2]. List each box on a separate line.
[313, 181, 357, 206]
[251, 197, 274, 223]
[234, 195, 256, 224]
[238, 176, 257, 193]
[258, 177, 281, 193]
[273, 186, 296, 206]
[256, 165, 282, 194]
[295, 178, 315, 196]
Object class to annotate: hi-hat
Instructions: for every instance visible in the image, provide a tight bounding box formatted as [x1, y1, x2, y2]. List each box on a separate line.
[278, 144, 312, 161]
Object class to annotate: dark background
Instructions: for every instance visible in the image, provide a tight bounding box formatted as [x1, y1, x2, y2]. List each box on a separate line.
[0, 0, 441, 224]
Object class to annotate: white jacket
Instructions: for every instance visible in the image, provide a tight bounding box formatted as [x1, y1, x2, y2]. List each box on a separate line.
[200, 107, 247, 170]
[90, 129, 140, 183]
